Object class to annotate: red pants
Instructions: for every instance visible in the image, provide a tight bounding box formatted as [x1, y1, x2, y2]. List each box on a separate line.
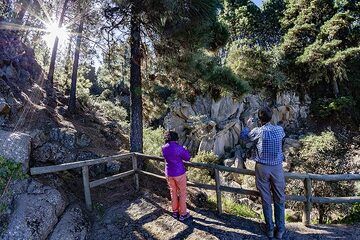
[167, 173, 187, 215]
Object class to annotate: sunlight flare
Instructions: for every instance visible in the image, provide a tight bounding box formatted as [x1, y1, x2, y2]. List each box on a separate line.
[43, 22, 69, 48]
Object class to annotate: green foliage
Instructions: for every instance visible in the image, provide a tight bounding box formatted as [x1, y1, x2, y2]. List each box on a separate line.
[220, 0, 285, 46]
[220, 0, 263, 42]
[226, 39, 285, 90]
[291, 131, 356, 223]
[299, 131, 339, 159]
[187, 151, 220, 184]
[338, 202, 360, 224]
[143, 127, 165, 156]
[278, 0, 360, 97]
[155, 50, 250, 101]
[0, 156, 27, 196]
[312, 96, 356, 119]
[90, 98, 128, 123]
[207, 195, 259, 219]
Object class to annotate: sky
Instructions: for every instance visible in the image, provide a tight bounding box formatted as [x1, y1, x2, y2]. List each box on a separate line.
[252, 0, 263, 7]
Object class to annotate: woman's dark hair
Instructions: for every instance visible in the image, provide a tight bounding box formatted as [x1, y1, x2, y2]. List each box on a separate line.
[258, 106, 273, 124]
[164, 131, 179, 143]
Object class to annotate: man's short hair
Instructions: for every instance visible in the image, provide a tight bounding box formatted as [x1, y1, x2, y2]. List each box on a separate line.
[164, 131, 179, 143]
[258, 106, 273, 123]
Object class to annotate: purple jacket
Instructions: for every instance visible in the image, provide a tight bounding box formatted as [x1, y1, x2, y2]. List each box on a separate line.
[162, 141, 191, 177]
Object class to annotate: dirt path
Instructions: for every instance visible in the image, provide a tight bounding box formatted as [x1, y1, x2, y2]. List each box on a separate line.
[89, 191, 360, 240]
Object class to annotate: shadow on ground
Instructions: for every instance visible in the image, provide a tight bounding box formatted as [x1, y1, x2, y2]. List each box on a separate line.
[89, 191, 360, 240]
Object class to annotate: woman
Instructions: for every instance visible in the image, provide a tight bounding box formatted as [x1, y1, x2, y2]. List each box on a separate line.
[162, 131, 191, 221]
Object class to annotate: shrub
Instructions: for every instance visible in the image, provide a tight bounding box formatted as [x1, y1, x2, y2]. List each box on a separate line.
[143, 127, 166, 174]
[143, 127, 165, 156]
[0, 156, 27, 196]
[187, 151, 220, 184]
[289, 131, 356, 223]
[312, 96, 356, 120]
[338, 202, 360, 224]
[207, 195, 259, 219]
[86, 97, 129, 127]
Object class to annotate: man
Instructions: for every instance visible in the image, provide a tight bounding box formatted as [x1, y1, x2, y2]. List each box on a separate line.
[240, 106, 286, 239]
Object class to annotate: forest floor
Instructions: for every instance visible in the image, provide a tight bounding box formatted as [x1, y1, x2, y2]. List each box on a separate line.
[88, 189, 360, 240]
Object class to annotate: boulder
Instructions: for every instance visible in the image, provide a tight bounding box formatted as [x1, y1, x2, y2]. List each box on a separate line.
[192, 96, 211, 115]
[0, 130, 31, 172]
[170, 100, 195, 119]
[1, 179, 67, 240]
[48, 204, 89, 240]
[50, 128, 76, 150]
[211, 96, 242, 123]
[213, 121, 241, 157]
[32, 142, 75, 164]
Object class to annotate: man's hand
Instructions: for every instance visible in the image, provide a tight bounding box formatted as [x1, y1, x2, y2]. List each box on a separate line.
[246, 117, 256, 130]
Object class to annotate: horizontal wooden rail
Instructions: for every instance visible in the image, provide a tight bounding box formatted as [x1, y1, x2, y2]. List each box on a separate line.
[29, 152, 360, 224]
[30, 153, 133, 175]
[312, 196, 360, 204]
[139, 153, 360, 181]
[138, 170, 216, 190]
[308, 174, 360, 181]
[90, 170, 135, 188]
[138, 152, 360, 225]
[138, 170, 309, 202]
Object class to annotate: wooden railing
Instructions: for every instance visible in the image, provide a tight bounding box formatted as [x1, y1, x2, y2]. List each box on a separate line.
[30, 152, 360, 226]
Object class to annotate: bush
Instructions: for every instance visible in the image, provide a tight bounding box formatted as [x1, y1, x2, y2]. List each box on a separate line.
[0, 156, 27, 196]
[312, 96, 356, 120]
[143, 127, 165, 156]
[289, 131, 356, 223]
[86, 97, 129, 127]
[338, 202, 360, 224]
[207, 195, 259, 219]
[143, 127, 166, 174]
[187, 151, 220, 184]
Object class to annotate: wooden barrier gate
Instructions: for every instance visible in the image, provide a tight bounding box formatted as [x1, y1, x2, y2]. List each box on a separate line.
[30, 152, 360, 226]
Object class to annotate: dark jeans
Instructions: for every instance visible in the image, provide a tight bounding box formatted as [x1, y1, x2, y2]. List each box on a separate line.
[255, 163, 286, 232]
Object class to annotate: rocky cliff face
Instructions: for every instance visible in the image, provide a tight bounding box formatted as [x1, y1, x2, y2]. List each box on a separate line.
[164, 92, 309, 158]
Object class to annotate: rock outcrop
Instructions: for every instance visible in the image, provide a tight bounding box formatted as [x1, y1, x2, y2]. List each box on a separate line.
[0, 130, 31, 172]
[48, 204, 90, 240]
[164, 92, 309, 158]
[1, 179, 67, 240]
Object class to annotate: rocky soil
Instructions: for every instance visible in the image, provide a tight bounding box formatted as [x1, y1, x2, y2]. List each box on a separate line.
[89, 190, 360, 240]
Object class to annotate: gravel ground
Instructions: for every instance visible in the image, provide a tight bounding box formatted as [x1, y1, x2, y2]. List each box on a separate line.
[89, 191, 360, 240]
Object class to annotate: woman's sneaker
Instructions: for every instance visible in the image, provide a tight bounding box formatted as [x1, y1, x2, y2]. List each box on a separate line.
[172, 211, 179, 218]
[179, 212, 191, 221]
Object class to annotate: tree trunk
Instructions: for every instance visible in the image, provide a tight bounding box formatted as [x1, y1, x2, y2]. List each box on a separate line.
[64, 36, 73, 93]
[332, 78, 339, 98]
[46, 0, 70, 103]
[129, 6, 143, 153]
[68, 20, 84, 114]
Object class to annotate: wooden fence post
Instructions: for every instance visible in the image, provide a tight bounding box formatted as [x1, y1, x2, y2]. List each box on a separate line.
[215, 169, 222, 214]
[82, 166, 92, 210]
[132, 154, 139, 191]
[302, 177, 312, 226]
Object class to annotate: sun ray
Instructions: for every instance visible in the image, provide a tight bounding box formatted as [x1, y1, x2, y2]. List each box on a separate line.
[0, 22, 48, 33]
[35, 0, 53, 24]
[42, 21, 70, 48]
